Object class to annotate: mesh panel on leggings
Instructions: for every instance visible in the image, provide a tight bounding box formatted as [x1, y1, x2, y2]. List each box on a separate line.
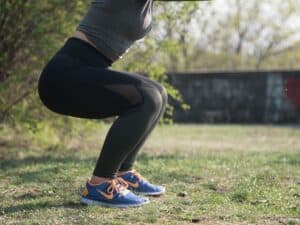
[104, 84, 143, 106]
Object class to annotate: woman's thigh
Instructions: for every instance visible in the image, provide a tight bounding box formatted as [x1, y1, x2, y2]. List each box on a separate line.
[38, 55, 147, 119]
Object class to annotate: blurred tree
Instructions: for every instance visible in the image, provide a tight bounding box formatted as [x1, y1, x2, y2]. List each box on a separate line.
[0, 0, 196, 127]
[111, 1, 202, 124]
[2, 0, 299, 128]
[0, 0, 86, 122]
[190, 0, 300, 70]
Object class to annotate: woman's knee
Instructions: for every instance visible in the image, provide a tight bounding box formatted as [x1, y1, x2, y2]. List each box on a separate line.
[160, 85, 168, 105]
[154, 82, 168, 107]
[145, 79, 168, 105]
[139, 85, 163, 115]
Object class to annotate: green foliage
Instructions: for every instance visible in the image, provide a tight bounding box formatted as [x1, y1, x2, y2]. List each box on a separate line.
[0, 0, 87, 123]
[0, 0, 196, 128]
[113, 2, 198, 124]
[2, 0, 299, 129]
[230, 188, 249, 203]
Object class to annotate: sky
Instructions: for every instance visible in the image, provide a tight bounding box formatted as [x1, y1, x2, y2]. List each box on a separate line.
[189, 0, 300, 50]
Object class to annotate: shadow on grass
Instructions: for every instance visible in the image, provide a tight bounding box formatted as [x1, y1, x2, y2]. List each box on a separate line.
[1, 152, 188, 183]
[272, 153, 300, 166]
[137, 152, 186, 162]
[1, 152, 184, 171]
[0, 153, 185, 215]
[1, 155, 96, 184]
[1, 155, 95, 171]
[1, 200, 87, 215]
[137, 153, 205, 183]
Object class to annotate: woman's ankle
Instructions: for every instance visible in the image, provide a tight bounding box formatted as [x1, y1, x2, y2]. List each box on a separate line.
[90, 175, 114, 184]
[117, 169, 134, 176]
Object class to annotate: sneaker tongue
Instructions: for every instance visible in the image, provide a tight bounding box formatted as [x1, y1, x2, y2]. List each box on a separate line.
[116, 182, 127, 191]
[120, 188, 130, 196]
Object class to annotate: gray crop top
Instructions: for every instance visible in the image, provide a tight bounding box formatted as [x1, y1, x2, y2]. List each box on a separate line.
[77, 0, 154, 62]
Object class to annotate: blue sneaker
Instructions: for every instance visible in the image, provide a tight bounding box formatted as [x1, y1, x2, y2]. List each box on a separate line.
[118, 169, 166, 196]
[80, 177, 150, 208]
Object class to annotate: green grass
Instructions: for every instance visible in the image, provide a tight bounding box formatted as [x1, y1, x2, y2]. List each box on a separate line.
[0, 122, 299, 224]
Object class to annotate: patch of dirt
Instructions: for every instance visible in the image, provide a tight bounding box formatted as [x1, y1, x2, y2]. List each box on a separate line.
[13, 188, 44, 199]
[177, 191, 188, 197]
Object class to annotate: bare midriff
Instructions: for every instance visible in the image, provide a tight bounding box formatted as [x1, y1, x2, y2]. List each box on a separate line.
[72, 30, 99, 51]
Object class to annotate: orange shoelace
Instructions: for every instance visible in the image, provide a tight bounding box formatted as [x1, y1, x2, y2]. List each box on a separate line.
[106, 177, 129, 194]
[130, 169, 147, 181]
[118, 169, 147, 181]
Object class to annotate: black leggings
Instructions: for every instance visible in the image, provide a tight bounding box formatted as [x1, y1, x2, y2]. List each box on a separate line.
[37, 37, 168, 178]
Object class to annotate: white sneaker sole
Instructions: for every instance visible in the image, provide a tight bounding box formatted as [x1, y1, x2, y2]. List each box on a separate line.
[80, 197, 150, 208]
[133, 187, 166, 196]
